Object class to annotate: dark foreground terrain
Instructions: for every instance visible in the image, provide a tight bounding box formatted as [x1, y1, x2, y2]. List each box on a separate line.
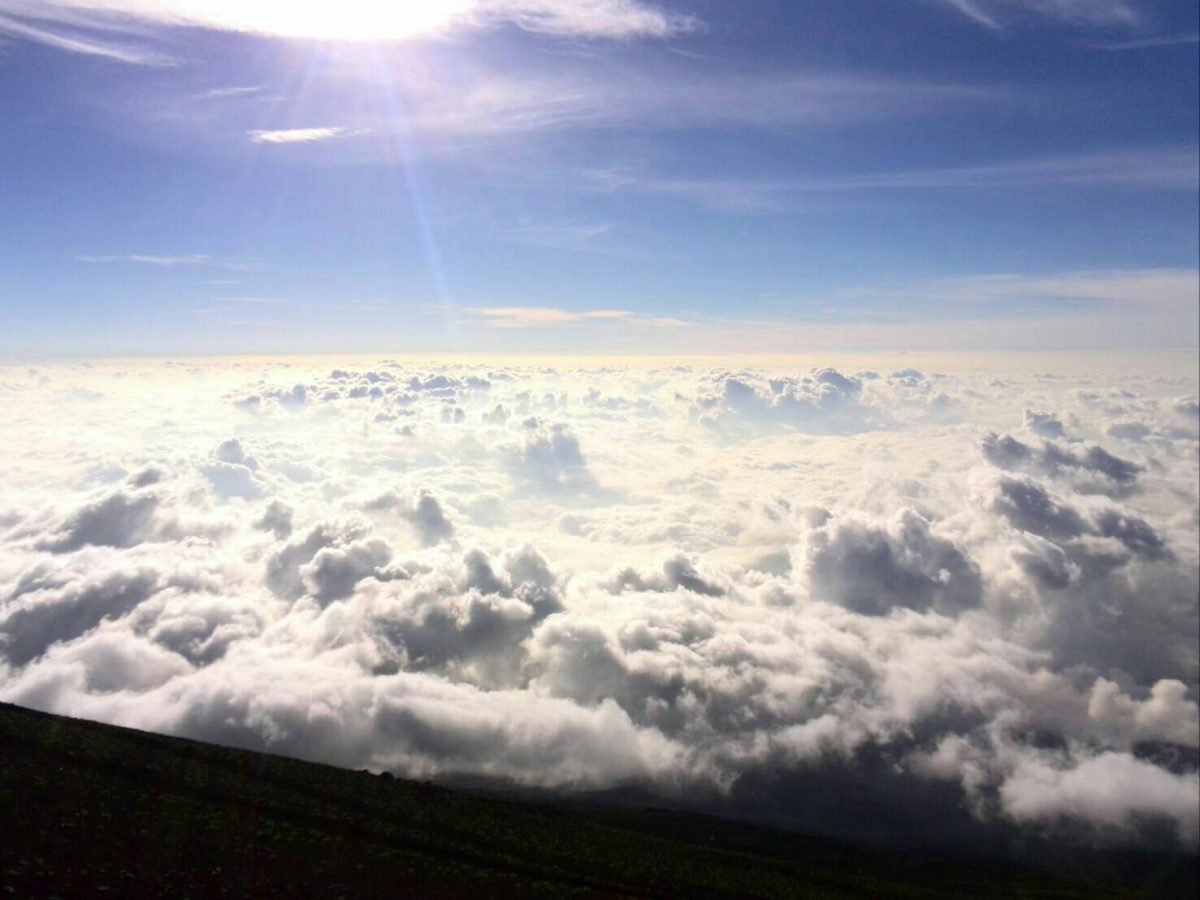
[0, 702, 1188, 898]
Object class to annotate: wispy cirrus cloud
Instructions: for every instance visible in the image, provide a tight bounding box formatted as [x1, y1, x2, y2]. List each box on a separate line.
[77, 253, 211, 266]
[0, 0, 695, 65]
[1090, 32, 1200, 50]
[198, 85, 263, 99]
[936, 268, 1200, 309]
[248, 126, 366, 145]
[737, 268, 1200, 349]
[0, 12, 172, 64]
[212, 296, 292, 306]
[397, 71, 994, 139]
[474, 0, 698, 39]
[76, 253, 260, 269]
[466, 307, 686, 328]
[191, 297, 293, 316]
[582, 147, 1199, 212]
[781, 268, 1199, 319]
[813, 147, 1200, 191]
[660, 268, 1199, 352]
[935, 0, 1140, 29]
[506, 222, 614, 252]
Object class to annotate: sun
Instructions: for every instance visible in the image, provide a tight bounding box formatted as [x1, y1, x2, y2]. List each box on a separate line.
[163, 0, 476, 41]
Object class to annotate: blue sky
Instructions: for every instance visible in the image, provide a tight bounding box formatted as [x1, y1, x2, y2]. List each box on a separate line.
[0, 0, 1196, 356]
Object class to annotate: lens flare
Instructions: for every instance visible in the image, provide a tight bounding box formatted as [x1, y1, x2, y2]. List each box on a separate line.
[147, 0, 474, 41]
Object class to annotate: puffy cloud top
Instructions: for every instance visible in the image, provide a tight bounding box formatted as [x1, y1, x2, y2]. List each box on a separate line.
[0, 356, 1196, 852]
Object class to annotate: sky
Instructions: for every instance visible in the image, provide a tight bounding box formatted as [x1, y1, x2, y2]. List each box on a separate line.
[0, 0, 1197, 356]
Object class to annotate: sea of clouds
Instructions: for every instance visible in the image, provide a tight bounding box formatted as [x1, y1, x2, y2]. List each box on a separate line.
[1, 354, 1196, 849]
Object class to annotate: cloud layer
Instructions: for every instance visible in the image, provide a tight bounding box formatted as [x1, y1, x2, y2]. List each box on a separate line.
[0, 355, 1196, 851]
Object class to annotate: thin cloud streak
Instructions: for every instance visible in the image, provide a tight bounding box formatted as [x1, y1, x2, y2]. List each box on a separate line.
[473, 0, 698, 39]
[1090, 32, 1200, 50]
[941, 0, 1003, 29]
[582, 148, 1198, 212]
[0, 0, 697, 54]
[781, 268, 1199, 317]
[198, 85, 263, 99]
[506, 222, 615, 252]
[395, 72, 997, 138]
[706, 268, 1200, 351]
[815, 148, 1200, 191]
[935, 0, 1141, 29]
[465, 307, 686, 328]
[248, 127, 365, 145]
[149, 65, 998, 151]
[77, 254, 211, 266]
[589, 268, 1198, 355]
[0, 13, 172, 64]
[76, 253, 261, 270]
[938, 268, 1200, 307]
[212, 297, 292, 306]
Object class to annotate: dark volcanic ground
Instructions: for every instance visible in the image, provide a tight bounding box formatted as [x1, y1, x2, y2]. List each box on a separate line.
[0, 702, 1193, 898]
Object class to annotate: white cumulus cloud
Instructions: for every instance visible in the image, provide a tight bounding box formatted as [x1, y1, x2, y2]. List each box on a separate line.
[0, 353, 1196, 852]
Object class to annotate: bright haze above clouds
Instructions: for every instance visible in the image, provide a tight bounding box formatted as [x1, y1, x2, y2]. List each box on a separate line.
[0, 0, 1196, 355]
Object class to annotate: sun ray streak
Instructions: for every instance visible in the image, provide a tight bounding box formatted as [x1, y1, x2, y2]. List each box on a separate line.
[366, 45, 462, 349]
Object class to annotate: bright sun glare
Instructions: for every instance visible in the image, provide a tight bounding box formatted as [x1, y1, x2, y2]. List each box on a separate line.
[165, 0, 476, 41]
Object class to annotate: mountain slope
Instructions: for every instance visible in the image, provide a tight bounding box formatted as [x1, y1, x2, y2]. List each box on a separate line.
[0, 702, 1152, 898]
